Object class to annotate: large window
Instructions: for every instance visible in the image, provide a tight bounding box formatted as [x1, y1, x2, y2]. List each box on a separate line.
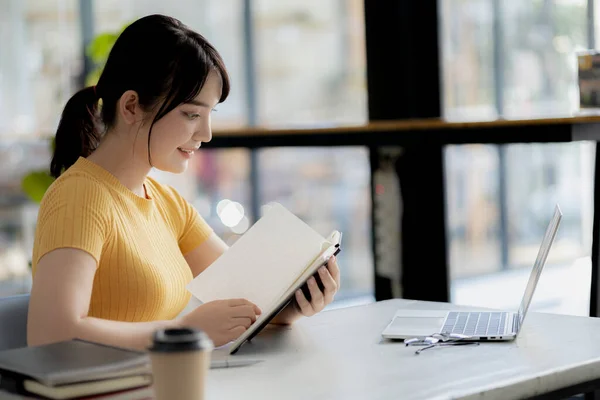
[441, 0, 587, 120]
[253, 0, 366, 126]
[441, 0, 594, 316]
[0, 0, 81, 295]
[0, 0, 82, 137]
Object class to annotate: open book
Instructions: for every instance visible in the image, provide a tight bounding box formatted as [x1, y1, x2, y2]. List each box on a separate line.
[186, 202, 342, 354]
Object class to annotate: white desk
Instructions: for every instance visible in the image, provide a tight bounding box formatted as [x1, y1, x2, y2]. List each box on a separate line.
[207, 299, 600, 400]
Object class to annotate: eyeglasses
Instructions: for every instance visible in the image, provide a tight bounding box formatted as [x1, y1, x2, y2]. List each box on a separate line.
[405, 332, 480, 355]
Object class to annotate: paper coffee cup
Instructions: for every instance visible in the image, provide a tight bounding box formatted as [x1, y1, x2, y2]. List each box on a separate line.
[149, 328, 214, 400]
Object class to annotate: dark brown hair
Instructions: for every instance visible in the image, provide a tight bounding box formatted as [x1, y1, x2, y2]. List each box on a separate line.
[50, 14, 230, 178]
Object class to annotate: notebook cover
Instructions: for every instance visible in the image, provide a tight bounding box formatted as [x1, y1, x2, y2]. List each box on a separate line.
[0, 339, 150, 387]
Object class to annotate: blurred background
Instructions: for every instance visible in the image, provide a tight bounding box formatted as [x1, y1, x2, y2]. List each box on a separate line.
[0, 0, 596, 315]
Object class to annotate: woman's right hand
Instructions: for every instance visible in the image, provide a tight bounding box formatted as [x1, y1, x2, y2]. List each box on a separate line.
[178, 299, 262, 347]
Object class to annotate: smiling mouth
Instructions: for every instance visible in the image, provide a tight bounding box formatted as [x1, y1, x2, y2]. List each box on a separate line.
[177, 146, 200, 155]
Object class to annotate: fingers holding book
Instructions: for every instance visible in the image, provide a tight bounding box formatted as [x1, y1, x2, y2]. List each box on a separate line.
[326, 256, 341, 292]
[319, 261, 339, 305]
[295, 256, 341, 317]
[177, 299, 262, 347]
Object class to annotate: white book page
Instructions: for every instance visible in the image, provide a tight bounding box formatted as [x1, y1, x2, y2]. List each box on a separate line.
[186, 203, 328, 312]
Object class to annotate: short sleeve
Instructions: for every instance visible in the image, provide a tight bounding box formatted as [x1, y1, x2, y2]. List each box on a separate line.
[32, 177, 110, 270]
[173, 190, 214, 255]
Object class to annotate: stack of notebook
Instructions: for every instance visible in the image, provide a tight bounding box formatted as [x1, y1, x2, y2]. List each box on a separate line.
[0, 339, 153, 399]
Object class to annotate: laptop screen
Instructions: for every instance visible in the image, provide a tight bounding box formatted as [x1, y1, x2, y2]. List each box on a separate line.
[516, 204, 563, 331]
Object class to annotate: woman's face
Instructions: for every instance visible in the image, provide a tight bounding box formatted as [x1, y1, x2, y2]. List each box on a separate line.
[143, 69, 222, 174]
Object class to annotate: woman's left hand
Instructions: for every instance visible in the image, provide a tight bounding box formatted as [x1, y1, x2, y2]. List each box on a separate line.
[294, 256, 341, 317]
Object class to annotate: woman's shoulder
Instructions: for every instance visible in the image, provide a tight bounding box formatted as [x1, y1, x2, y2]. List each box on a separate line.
[41, 166, 111, 208]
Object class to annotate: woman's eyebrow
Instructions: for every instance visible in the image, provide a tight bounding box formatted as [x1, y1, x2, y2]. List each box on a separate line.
[185, 99, 211, 107]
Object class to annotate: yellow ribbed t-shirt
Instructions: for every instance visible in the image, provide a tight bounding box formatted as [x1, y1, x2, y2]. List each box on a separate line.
[31, 156, 213, 322]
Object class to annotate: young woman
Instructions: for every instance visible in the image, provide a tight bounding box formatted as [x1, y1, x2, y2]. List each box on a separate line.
[27, 14, 341, 350]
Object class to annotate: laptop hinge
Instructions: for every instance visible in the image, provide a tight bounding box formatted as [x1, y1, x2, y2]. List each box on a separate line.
[512, 313, 519, 334]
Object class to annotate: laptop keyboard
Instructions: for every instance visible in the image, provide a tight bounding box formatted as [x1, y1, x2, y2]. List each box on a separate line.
[441, 312, 507, 337]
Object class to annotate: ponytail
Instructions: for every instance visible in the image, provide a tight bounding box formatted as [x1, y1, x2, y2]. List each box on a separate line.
[50, 86, 101, 178]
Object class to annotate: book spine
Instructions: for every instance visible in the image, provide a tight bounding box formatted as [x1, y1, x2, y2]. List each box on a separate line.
[0, 373, 26, 395]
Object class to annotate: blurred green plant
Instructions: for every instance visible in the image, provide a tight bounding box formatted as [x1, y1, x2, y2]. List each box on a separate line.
[84, 22, 129, 87]
[21, 22, 130, 203]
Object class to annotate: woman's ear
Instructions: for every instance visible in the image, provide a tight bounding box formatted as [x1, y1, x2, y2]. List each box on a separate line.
[118, 90, 142, 125]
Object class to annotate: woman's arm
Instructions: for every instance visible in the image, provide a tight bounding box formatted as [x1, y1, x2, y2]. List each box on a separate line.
[183, 232, 229, 278]
[28, 248, 181, 351]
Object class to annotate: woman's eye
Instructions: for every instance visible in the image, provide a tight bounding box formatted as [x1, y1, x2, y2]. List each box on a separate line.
[184, 112, 201, 120]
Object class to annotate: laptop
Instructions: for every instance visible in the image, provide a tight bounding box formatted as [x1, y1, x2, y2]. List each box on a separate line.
[381, 204, 562, 342]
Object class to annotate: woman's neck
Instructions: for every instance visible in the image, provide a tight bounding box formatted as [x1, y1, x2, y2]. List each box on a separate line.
[86, 132, 152, 198]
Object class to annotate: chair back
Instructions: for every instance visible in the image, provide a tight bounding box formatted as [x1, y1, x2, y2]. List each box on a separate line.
[0, 294, 29, 351]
